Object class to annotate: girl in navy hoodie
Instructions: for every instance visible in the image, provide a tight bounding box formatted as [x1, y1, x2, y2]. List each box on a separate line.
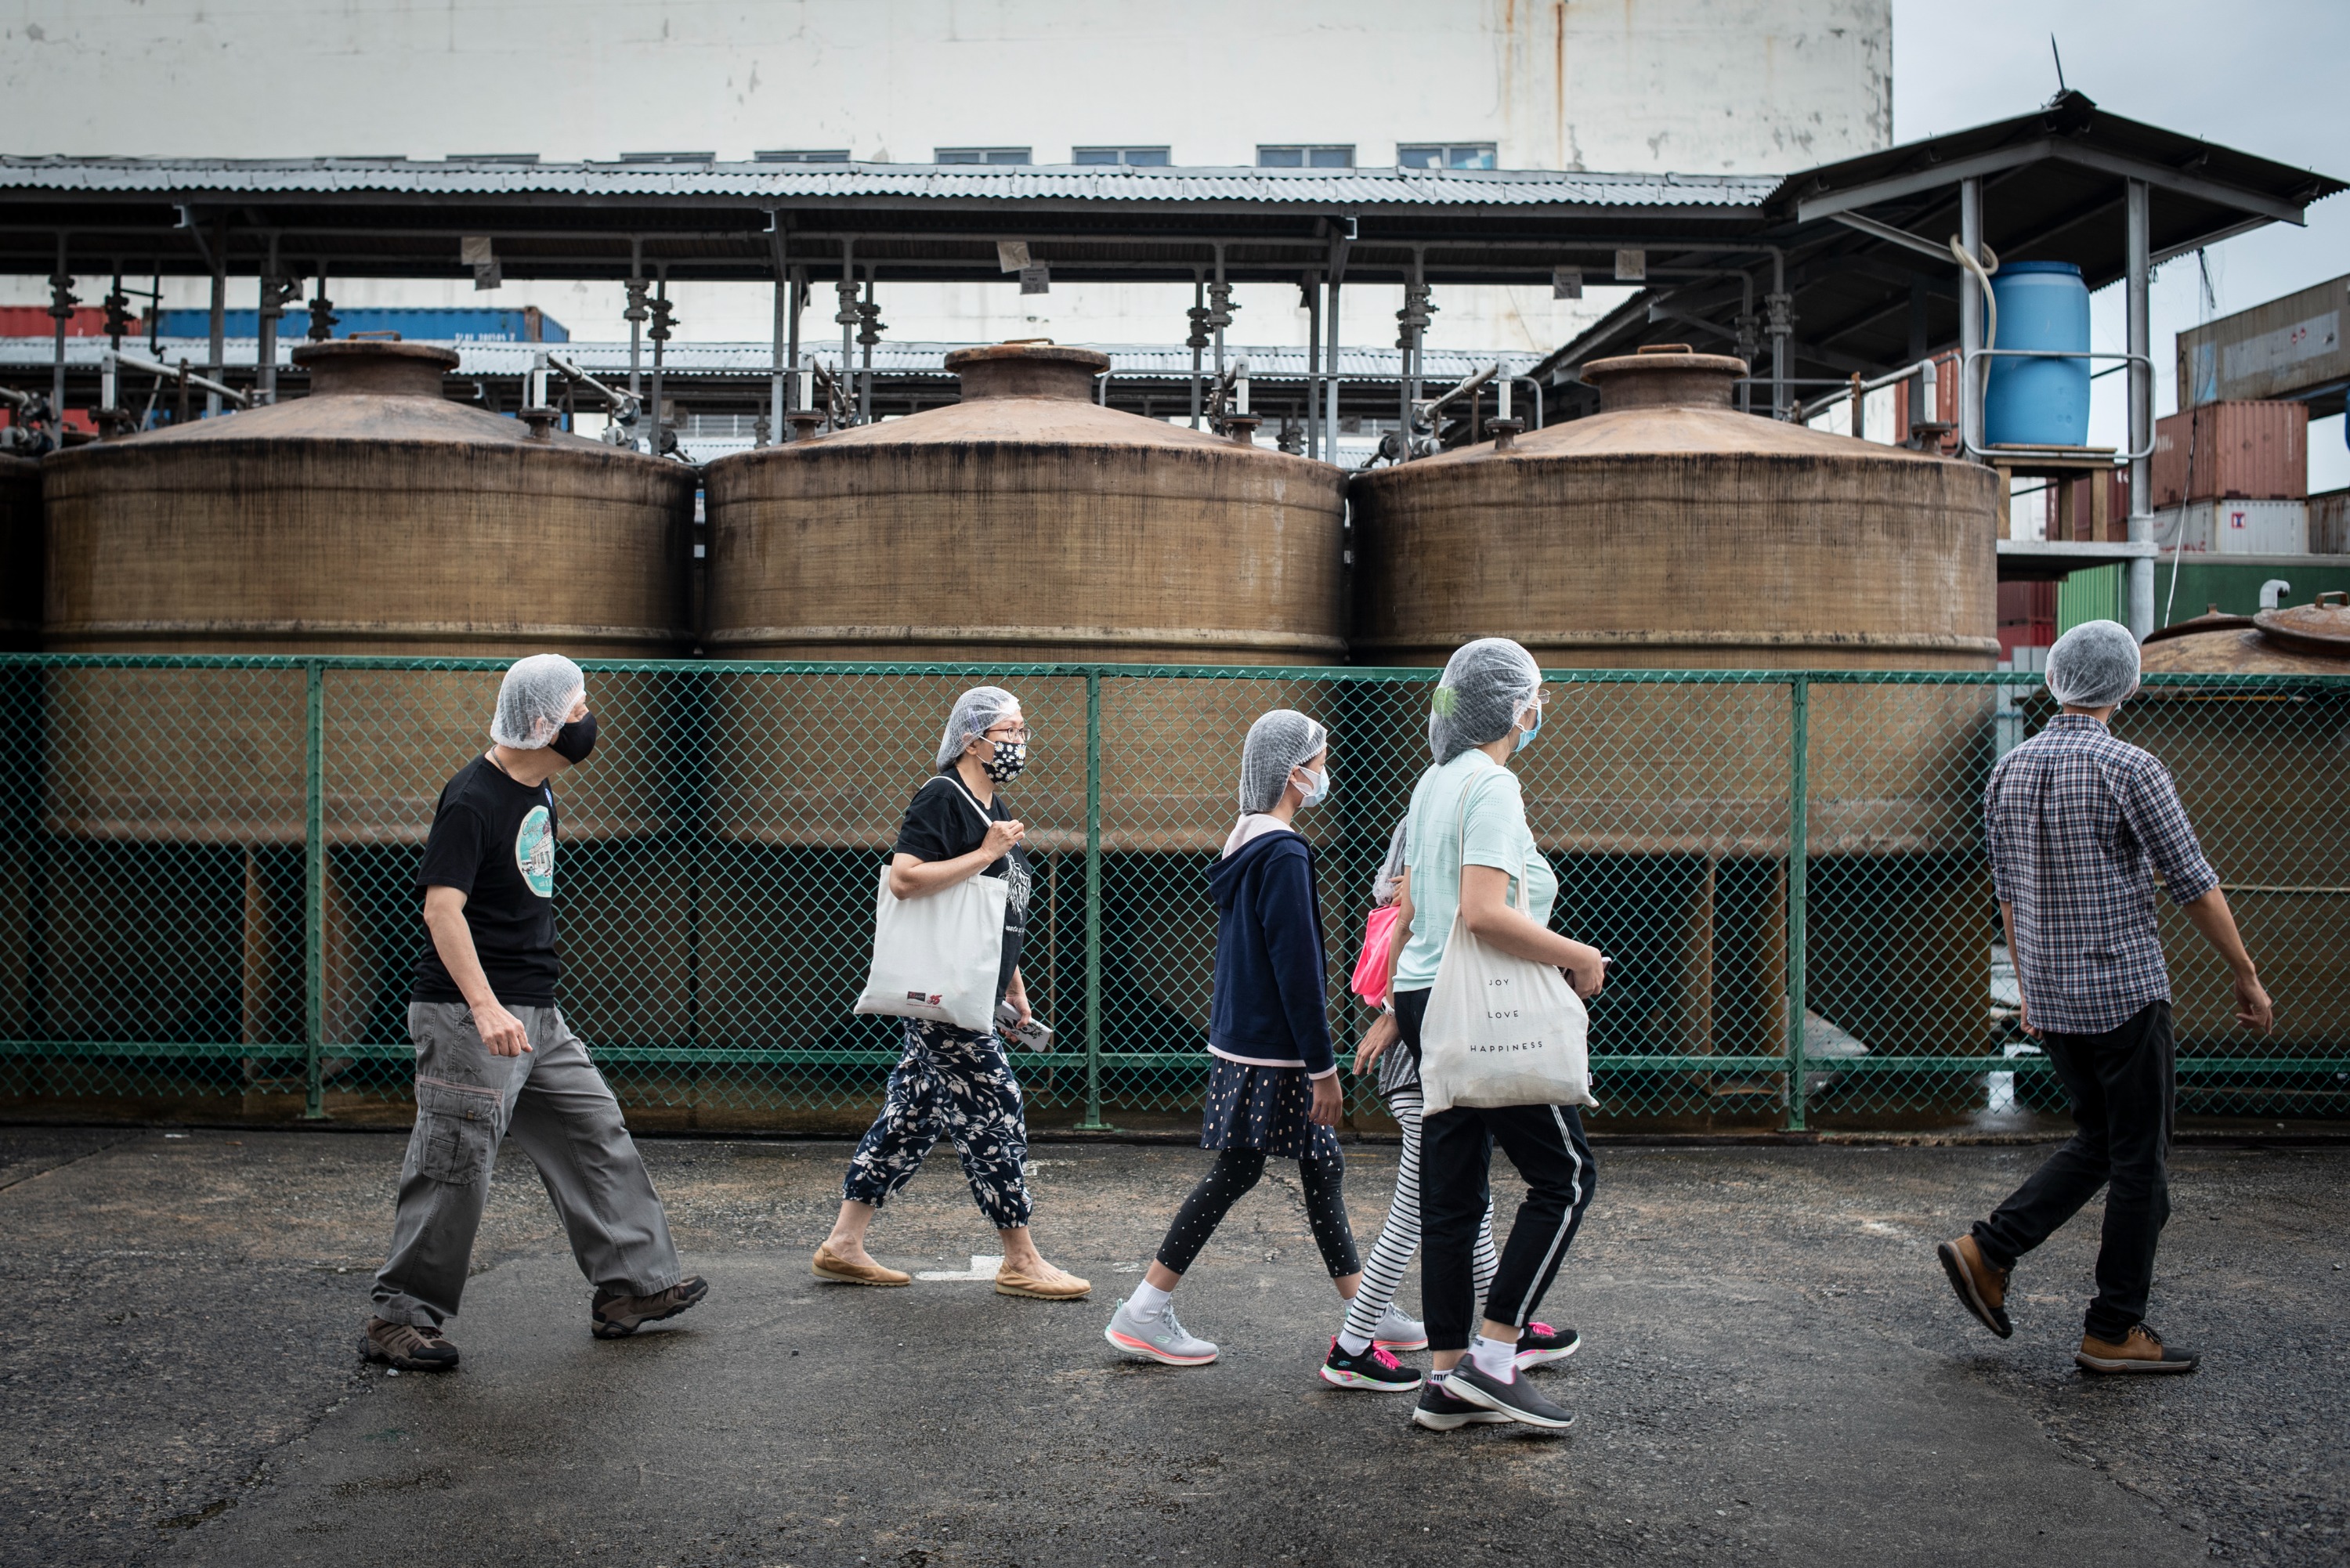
[1104, 712, 1418, 1391]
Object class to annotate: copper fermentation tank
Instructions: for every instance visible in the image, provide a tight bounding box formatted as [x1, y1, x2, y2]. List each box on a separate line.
[700, 342, 1347, 1064]
[2135, 596, 2350, 1075]
[1351, 348, 2003, 1109]
[37, 341, 695, 1059]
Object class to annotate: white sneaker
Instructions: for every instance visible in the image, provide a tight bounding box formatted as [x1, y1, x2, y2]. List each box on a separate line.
[1104, 1298, 1219, 1366]
[1372, 1303, 1428, 1352]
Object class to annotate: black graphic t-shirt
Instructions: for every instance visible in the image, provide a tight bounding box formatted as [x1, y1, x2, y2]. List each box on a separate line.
[893, 774, 1032, 1003]
[410, 755, 560, 1006]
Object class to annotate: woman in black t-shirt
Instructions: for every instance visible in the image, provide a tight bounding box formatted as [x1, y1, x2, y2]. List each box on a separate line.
[813, 686, 1091, 1302]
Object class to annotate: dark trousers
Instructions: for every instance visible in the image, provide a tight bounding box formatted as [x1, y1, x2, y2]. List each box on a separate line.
[1974, 1000, 2175, 1342]
[1396, 988, 1598, 1353]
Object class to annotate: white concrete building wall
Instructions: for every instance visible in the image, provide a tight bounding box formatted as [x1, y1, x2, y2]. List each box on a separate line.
[1, 0, 1890, 352]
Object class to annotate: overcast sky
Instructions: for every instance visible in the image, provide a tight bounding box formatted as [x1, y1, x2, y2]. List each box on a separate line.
[1894, 0, 2350, 486]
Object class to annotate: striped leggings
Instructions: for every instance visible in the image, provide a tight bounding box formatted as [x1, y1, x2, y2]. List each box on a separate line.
[1338, 1083, 1497, 1344]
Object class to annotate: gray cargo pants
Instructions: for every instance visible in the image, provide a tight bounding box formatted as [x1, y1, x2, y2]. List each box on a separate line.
[371, 1001, 684, 1328]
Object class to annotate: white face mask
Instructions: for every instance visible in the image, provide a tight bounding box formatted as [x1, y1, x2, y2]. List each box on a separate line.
[1296, 766, 1330, 808]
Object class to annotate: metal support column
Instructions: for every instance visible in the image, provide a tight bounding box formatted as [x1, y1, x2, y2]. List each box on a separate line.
[48, 233, 73, 419]
[1783, 675, 1810, 1133]
[1325, 226, 1349, 462]
[206, 220, 226, 418]
[1304, 272, 1321, 462]
[303, 660, 328, 1121]
[1079, 668, 1110, 1131]
[765, 213, 786, 446]
[1767, 249, 1790, 421]
[2125, 178, 2155, 639]
[1958, 179, 1984, 453]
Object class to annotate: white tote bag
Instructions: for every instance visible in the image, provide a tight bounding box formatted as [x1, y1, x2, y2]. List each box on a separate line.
[1418, 771, 1596, 1116]
[854, 778, 1010, 1033]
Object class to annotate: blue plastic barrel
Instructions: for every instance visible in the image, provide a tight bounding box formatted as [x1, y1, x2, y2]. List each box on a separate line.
[1982, 261, 2091, 448]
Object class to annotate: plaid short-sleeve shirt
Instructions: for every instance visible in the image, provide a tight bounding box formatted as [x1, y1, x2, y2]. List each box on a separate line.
[1984, 714, 2219, 1035]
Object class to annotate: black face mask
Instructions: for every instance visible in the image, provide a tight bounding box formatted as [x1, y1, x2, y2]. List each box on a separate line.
[549, 711, 598, 765]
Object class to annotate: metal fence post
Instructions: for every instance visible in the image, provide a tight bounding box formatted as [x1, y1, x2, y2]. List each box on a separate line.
[1078, 667, 1110, 1130]
[303, 659, 327, 1121]
[1784, 674, 1810, 1133]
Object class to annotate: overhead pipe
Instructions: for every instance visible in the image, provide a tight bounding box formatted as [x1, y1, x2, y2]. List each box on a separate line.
[104, 348, 251, 409]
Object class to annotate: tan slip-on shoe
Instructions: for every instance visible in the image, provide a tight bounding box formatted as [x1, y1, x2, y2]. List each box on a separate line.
[812, 1244, 911, 1286]
[2077, 1324, 2199, 1375]
[995, 1261, 1091, 1300]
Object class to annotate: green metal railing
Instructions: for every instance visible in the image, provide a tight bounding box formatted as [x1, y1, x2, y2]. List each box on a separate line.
[2, 653, 2344, 1134]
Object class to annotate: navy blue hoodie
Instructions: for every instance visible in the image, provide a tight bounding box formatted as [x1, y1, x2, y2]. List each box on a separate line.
[1206, 826, 1336, 1078]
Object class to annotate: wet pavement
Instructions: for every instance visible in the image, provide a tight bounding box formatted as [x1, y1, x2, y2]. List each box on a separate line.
[2, 1127, 2343, 1567]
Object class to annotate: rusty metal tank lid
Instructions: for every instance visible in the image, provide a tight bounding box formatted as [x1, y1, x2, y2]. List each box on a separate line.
[2142, 605, 2255, 645]
[52, 337, 632, 454]
[736, 338, 1330, 461]
[2254, 591, 2350, 656]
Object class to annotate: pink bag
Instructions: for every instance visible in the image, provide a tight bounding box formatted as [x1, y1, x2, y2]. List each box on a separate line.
[1349, 904, 1403, 1004]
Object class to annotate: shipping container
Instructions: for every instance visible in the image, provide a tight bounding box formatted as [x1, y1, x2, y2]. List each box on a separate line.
[2059, 466, 2129, 541]
[2149, 557, 2350, 623]
[147, 305, 566, 342]
[2176, 274, 2349, 409]
[0, 305, 117, 337]
[2311, 488, 2350, 555]
[1997, 579, 2057, 659]
[2153, 499, 2308, 555]
[2151, 400, 2307, 507]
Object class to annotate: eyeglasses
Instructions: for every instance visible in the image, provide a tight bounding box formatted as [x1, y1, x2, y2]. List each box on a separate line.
[985, 724, 1032, 743]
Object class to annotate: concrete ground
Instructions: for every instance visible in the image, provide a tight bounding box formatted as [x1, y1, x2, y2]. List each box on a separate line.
[1, 1129, 2343, 1568]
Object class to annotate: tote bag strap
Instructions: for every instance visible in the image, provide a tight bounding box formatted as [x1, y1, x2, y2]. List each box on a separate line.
[928, 774, 1000, 839]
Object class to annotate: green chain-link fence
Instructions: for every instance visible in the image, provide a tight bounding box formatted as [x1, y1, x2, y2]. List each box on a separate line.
[2, 654, 2344, 1134]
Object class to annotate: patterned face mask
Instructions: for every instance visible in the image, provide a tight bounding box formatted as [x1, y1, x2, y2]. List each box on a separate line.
[982, 739, 1028, 782]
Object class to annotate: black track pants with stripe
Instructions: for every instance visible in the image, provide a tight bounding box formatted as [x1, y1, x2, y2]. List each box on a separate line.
[1397, 987, 1598, 1353]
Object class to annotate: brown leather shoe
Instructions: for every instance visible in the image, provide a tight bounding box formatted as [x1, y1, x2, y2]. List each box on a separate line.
[995, 1260, 1091, 1300]
[1936, 1234, 2012, 1339]
[2077, 1324, 2199, 1375]
[359, 1315, 460, 1371]
[812, 1243, 910, 1287]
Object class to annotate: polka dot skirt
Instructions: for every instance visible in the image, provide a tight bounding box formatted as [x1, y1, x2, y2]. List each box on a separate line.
[1200, 1057, 1318, 1159]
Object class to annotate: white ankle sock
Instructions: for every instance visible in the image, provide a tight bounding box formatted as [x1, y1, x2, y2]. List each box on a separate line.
[1336, 1329, 1372, 1357]
[1469, 1334, 1518, 1381]
[1129, 1281, 1173, 1320]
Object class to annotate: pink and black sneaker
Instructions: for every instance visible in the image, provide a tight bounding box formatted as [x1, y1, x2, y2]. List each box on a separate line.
[1321, 1335, 1424, 1391]
[1516, 1321, 1582, 1369]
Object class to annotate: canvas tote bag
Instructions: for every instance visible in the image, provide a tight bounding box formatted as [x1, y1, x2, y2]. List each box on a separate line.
[855, 777, 1010, 1033]
[1418, 768, 1596, 1115]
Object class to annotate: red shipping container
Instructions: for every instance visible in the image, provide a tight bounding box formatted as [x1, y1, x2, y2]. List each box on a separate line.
[0, 305, 116, 337]
[1997, 580, 2057, 662]
[2152, 400, 2307, 507]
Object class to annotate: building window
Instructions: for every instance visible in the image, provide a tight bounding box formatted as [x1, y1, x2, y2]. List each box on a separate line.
[1398, 143, 1498, 170]
[1073, 146, 1171, 166]
[755, 149, 851, 163]
[1257, 145, 1354, 169]
[616, 151, 716, 164]
[936, 147, 1032, 165]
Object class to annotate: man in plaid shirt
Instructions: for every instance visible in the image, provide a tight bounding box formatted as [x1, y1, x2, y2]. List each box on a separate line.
[1940, 621, 2271, 1376]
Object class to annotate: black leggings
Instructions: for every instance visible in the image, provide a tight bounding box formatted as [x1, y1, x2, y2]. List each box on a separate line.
[1153, 1136, 1361, 1279]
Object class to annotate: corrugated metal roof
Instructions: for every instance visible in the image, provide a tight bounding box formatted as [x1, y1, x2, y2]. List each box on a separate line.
[2, 336, 1545, 381]
[0, 156, 1775, 208]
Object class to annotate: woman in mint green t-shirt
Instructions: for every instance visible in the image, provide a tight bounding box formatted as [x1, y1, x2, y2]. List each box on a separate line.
[1365, 638, 1609, 1434]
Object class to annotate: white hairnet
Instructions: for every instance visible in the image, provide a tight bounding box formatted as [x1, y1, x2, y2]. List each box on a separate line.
[2045, 620, 2140, 708]
[1237, 709, 1329, 812]
[1429, 638, 1542, 764]
[935, 685, 1022, 771]
[1372, 817, 1410, 905]
[490, 653, 586, 750]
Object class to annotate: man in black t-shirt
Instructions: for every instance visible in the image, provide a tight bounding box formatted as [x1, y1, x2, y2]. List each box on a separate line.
[360, 654, 707, 1372]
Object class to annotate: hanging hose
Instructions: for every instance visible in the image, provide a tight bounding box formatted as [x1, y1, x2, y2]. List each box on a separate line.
[1950, 236, 2001, 450]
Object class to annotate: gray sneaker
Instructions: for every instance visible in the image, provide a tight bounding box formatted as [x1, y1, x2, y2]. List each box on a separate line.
[1104, 1297, 1219, 1366]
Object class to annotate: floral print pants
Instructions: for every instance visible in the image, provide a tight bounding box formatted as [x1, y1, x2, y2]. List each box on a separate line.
[841, 1017, 1033, 1230]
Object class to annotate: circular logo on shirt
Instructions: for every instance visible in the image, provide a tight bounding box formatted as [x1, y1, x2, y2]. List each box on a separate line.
[515, 804, 555, 898]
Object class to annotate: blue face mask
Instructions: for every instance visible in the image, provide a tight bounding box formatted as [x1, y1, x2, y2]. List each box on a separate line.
[1513, 705, 1542, 753]
[1296, 766, 1330, 808]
